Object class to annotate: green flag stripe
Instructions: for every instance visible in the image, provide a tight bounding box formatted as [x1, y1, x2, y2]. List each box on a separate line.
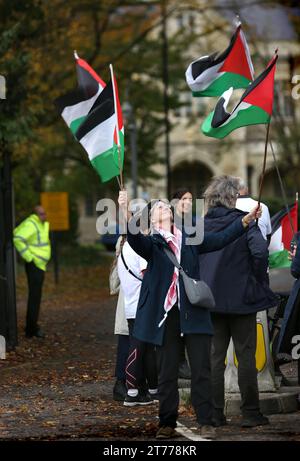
[70, 116, 86, 134]
[192, 72, 251, 97]
[202, 105, 270, 139]
[90, 131, 124, 183]
[269, 249, 291, 269]
[91, 148, 120, 182]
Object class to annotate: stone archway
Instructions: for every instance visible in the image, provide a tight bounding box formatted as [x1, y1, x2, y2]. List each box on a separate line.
[171, 161, 213, 198]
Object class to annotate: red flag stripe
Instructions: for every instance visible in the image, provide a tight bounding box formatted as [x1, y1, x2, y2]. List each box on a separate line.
[281, 203, 298, 250]
[243, 55, 277, 115]
[219, 29, 253, 81]
[113, 74, 123, 131]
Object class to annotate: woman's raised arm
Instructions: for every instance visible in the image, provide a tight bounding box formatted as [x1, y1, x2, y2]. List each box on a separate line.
[118, 190, 153, 261]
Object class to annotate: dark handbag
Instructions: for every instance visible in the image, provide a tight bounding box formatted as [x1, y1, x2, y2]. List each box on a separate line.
[163, 247, 215, 309]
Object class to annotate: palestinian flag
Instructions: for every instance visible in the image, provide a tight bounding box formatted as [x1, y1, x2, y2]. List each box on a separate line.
[201, 53, 277, 139]
[269, 203, 298, 269]
[56, 54, 124, 182]
[185, 24, 254, 97]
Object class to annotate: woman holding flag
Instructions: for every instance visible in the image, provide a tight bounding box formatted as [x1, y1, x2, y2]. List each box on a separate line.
[118, 188, 262, 440]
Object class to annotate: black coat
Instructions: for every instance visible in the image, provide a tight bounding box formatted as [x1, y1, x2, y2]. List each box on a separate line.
[127, 216, 247, 346]
[276, 279, 300, 354]
[277, 242, 300, 354]
[291, 241, 300, 279]
[198, 206, 278, 315]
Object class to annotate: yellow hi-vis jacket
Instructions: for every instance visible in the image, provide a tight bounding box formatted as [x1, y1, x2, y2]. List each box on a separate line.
[13, 214, 51, 271]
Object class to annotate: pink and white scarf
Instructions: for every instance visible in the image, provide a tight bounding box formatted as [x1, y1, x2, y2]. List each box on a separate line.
[157, 225, 182, 327]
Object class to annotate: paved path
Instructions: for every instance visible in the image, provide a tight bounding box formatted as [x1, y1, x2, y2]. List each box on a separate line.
[0, 286, 299, 441]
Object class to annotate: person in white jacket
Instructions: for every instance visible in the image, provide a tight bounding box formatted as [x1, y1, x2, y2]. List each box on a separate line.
[111, 237, 129, 402]
[235, 178, 272, 241]
[118, 238, 158, 406]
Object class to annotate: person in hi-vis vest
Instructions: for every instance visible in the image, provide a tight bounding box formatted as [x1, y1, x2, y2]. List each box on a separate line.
[14, 206, 51, 338]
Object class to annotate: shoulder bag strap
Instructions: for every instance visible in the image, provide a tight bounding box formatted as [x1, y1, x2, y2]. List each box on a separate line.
[120, 250, 143, 281]
[163, 246, 184, 273]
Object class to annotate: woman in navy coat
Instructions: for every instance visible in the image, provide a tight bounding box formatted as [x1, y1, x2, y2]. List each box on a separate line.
[118, 189, 262, 440]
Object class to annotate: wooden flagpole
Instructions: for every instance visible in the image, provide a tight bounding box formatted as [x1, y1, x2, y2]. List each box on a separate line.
[268, 136, 296, 237]
[109, 63, 123, 190]
[256, 121, 271, 225]
[296, 191, 298, 234]
[256, 50, 279, 224]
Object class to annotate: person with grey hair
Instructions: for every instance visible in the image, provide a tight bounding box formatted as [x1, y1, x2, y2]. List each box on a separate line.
[199, 175, 278, 428]
[235, 178, 272, 241]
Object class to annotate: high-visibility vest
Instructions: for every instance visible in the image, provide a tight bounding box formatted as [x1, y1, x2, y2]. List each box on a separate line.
[13, 214, 51, 271]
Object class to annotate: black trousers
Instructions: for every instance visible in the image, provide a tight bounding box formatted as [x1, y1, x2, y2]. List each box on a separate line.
[114, 334, 130, 381]
[156, 307, 213, 428]
[211, 312, 260, 417]
[126, 319, 158, 391]
[25, 262, 45, 335]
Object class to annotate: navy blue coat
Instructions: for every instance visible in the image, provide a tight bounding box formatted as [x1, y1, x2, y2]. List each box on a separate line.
[277, 241, 300, 354]
[198, 206, 278, 315]
[127, 217, 247, 346]
[291, 242, 300, 279]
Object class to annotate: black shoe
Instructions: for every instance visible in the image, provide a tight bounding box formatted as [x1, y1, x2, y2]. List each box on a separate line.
[241, 413, 270, 428]
[179, 360, 191, 380]
[156, 426, 179, 439]
[124, 392, 154, 407]
[113, 380, 127, 401]
[26, 328, 45, 339]
[147, 391, 159, 403]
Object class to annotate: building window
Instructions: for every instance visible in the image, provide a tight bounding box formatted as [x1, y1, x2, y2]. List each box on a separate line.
[85, 196, 95, 217]
[176, 14, 184, 29]
[188, 13, 195, 33]
[174, 91, 194, 118]
[273, 80, 294, 119]
[247, 165, 254, 195]
[196, 98, 206, 116]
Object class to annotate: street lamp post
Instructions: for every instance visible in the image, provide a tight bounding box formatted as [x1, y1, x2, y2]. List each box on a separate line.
[0, 144, 17, 350]
[123, 101, 138, 198]
[161, 0, 171, 199]
[130, 118, 138, 199]
[0, 79, 18, 350]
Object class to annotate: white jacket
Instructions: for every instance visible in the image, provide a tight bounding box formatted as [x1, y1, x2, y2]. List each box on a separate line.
[114, 288, 129, 335]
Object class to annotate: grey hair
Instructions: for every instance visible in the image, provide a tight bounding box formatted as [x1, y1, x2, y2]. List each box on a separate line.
[203, 175, 240, 211]
[150, 200, 173, 226]
[236, 177, 248, 192]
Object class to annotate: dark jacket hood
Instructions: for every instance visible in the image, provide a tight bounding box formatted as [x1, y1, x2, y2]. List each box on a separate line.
[200, 206, 278, 315]
[205, 206, 247, 232]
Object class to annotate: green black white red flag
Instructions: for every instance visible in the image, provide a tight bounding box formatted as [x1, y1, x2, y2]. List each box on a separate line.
[56, 53, 124, 183]
[185, 23, 254, 97]
[201, 53, 278, 139]
[269, 203, 298, 269]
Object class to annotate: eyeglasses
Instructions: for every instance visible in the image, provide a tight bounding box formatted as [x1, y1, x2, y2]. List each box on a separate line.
[154, 201, 171, 210]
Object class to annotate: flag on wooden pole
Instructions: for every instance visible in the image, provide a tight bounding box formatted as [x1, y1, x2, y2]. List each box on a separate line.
[56, 53, 124, 183]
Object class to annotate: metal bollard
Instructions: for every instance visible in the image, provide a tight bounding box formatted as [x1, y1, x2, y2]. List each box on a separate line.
[0, 75, 6, 99]
[0, 335, 6, 359]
